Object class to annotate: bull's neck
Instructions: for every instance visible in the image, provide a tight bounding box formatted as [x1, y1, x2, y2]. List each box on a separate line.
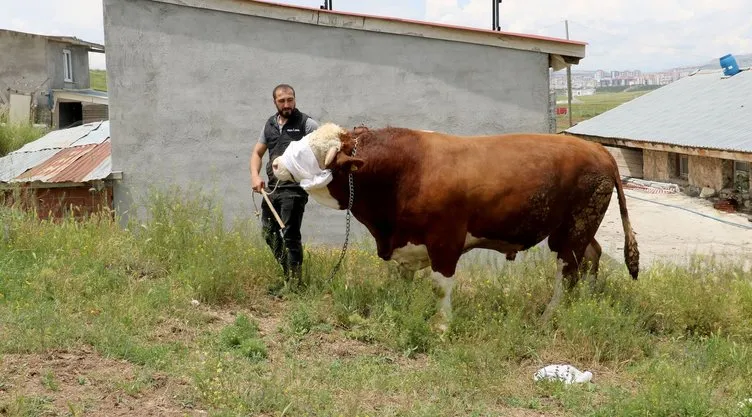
[347, 141, 414, 236]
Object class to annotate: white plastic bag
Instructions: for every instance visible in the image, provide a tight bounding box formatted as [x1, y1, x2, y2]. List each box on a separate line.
[533, 364, 592, 384]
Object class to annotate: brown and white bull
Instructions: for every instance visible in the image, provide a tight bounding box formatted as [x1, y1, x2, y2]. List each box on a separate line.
[272, 123, 639, 323]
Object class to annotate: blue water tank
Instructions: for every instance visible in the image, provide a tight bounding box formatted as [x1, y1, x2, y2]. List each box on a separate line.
[720, 54, 740, 76]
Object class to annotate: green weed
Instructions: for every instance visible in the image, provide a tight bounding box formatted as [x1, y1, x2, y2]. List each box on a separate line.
[219, 314, 268, 362]
[0, 117, 48, 156]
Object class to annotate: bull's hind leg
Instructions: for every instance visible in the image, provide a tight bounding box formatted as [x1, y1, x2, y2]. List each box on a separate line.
[582, 238, 602, 286]
[389, 262, 418, 281]
[542, 175, 613, 322]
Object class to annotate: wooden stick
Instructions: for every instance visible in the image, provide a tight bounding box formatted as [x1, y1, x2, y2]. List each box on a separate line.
[261, 189, 286, 230]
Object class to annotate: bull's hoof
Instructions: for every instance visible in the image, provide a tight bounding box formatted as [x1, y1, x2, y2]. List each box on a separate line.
[429, 316, 450, 335]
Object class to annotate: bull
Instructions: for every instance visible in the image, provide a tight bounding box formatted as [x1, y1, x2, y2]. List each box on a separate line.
[272, 123, 639, 324]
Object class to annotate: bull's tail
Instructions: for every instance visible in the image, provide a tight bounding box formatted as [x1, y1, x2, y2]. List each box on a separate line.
[614, 172, 639, 279]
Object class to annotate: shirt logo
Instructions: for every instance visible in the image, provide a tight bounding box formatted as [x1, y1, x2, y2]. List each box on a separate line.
[287, 129, 301, 132]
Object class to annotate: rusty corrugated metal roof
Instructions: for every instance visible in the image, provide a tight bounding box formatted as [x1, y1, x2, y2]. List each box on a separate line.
[0, 121, 112, 186]
[0, 149, 61, 182]
[55, 141, 111, 183]
[15, 140, 111, 183]
[83, 156, 112, 183]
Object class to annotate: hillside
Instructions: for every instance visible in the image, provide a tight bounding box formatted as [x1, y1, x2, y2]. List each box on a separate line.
[698, 53, 752, 70]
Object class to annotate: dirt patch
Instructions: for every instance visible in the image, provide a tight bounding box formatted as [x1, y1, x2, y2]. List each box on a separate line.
[0, 348, 202, 416]
[293, 328, 429, 368]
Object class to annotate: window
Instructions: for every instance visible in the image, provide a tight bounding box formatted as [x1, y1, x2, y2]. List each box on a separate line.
[679, 155, 689, 179]
[63, 49, 73, 82]
[673, 153, 688, 179]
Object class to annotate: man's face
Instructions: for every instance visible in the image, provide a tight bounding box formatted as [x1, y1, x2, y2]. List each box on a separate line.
[274, 88, 296, 118]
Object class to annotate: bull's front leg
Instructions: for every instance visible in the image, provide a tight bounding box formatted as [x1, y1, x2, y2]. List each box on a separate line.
[430, 271, 456, 331]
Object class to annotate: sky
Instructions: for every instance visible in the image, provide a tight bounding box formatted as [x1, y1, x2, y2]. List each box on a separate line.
[1, 0, 750, 73]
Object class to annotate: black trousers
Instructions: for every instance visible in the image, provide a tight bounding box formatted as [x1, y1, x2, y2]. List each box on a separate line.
[261, 188, 308, 280]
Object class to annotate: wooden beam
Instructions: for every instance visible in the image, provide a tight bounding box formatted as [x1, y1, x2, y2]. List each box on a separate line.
[0, 182, 88, 190]
[566, 133, 752, 163]
[53, 92, 108, 106]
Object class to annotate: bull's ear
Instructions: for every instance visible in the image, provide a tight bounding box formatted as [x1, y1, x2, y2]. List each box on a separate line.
[324, 146, 338, 168]
[340, 155, 365, 172]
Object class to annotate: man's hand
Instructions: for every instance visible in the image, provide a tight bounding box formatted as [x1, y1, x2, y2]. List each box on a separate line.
[251, 175, 265, 193]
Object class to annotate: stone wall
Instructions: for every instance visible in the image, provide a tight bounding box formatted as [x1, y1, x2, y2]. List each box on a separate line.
[643, 150, 670, 181]
[688, 155, 727, 191]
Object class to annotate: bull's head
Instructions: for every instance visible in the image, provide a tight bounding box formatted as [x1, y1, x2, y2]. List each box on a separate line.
[272, 123, 365, 208]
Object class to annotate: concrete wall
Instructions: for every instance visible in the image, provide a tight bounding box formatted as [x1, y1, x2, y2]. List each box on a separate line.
[0, 31, 49, 114]
[46, 42, 90, 90]
[103, 0, 553, 245]
[643, 150, 670, 181]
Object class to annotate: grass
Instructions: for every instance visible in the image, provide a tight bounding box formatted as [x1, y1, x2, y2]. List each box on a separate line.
[0, 106, 49, 156]
[1, 186, 752, 416]
[90, 70, 107, 92]
[555, 91, 653, 132]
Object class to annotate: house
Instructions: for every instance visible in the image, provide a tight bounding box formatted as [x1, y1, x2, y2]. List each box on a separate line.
[102, 0, 586, 244]
[565, 66, 752, 212]
[0, 29, 108, 128]
[0, 121, 116, 219]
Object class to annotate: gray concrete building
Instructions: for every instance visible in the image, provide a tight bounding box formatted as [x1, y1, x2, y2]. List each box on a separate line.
[102, 0, 587, 245]
[0, 29, 107, 127]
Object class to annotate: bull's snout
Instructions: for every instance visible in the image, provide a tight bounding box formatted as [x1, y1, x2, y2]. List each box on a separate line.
[271, 156, 294, 181]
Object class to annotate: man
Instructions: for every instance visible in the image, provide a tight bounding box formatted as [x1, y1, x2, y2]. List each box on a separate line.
[250, 84, 319, 283]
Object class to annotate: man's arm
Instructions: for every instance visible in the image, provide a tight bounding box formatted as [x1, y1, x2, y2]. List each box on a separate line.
[305, 117, 319, 134]
[250, 130, 268, 193]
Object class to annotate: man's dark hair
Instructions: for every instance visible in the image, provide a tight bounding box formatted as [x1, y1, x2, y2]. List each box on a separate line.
[273, 84, 295, 99]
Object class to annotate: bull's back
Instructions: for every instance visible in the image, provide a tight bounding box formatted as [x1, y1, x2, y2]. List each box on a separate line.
[415, 131, 615, 190]
[409, 131, 617, 242]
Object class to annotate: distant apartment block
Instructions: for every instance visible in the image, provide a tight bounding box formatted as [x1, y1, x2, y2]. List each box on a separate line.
[551, 66, 700, 91]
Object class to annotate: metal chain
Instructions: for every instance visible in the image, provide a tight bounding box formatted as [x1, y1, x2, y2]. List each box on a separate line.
[327, 137, 358, 281]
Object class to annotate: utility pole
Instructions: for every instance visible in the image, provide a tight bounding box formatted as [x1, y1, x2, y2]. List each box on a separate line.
[491, 0, 502, 31]
[565, 19, 573, 127]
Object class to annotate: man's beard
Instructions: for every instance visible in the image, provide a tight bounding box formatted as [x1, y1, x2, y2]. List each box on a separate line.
[278, 108, 293, 117]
